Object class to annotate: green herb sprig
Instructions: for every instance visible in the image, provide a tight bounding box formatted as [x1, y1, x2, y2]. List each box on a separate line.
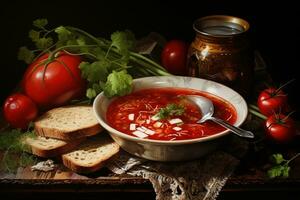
[267, 153, 300, 178]
[155, 103, 185, 120]
[0, 129, 37, 173]
[18, 19, 171, 100]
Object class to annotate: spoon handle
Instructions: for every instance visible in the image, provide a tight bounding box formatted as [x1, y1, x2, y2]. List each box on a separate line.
[210, 117, 254, 138]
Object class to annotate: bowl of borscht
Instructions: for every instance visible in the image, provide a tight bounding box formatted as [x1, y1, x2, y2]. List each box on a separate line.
[93, 76, 248, 161]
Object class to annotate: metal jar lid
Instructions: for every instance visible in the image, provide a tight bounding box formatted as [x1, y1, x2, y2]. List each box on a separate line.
[193, 15, 250, 37]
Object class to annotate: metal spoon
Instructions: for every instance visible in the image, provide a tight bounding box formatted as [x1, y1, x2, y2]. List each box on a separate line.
[186, 95, 254, 138]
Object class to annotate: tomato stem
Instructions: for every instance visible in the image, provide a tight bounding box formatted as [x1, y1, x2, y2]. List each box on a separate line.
[282, 111, 295, 122]
[274, 79, 295, 94]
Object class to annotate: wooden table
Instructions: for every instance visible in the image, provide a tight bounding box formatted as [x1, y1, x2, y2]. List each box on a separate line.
[1, 131, 300, 200]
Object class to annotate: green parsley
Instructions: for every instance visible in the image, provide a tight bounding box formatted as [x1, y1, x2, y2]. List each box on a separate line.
[18, 47, 35, 64]
[267, 153, 300, 178]
[103, 70, 133, 98]
[155, 103, 185, 120]
[0, 129, 37, 173]
[33, 18, 48, 29]
[18, 18, 171, 100]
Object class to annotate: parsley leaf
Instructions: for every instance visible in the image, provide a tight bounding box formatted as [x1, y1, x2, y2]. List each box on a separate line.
[55, 26, 72, 42]
[86, 88, 97, 99]
[267, 164, 290, 178]
[103, 70, 132, 98]
[33, 18, 48, 29]
[86, 83, 103, 99]
[0, 129, 35, 152]
[271, 153, 286, 164]
[79, 60, 110, 83]
[111, 30, 135, 55]
[267, 153, 300, 179]
[17, 46, 35, 64]
[155, 103, 185, 120]
[35, 37, 53, 49]
[29, 30, 40, 42]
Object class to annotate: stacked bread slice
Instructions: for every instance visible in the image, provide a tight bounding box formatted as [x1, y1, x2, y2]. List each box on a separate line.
[25, 105, 119, 173]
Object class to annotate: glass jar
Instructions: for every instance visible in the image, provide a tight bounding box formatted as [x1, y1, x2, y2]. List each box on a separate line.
[187, 15, 254, 97]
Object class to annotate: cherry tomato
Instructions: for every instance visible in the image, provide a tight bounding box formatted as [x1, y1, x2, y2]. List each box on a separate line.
[22, 52, 86, 108]
[161, 40, 188, 75]
[257, 88, 287, 116]
[265, 114, 295, 143]
[3, 93, 38, 129]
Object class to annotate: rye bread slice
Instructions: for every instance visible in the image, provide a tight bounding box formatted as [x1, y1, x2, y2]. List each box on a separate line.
[25, 136, 84, 158]
[34, 106, 102, 140]
[62, 134, 119, 173]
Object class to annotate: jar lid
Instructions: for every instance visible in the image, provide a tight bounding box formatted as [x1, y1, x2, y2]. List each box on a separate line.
[193, 15, 250, 37]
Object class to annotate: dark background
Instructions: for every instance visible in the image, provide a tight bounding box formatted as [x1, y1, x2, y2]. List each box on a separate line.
[0, 0, 299, 116]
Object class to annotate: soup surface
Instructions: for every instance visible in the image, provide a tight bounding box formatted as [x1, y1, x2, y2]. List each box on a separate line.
[107, 88, 237, 140]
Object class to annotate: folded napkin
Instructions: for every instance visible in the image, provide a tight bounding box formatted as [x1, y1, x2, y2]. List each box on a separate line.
[107, 136, 249, 200]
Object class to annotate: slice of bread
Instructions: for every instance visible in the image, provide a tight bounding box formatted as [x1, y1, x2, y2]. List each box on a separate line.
[34, 105, 102, 140]
[25, 136, 84, 158]
[62, 134, 120, 173]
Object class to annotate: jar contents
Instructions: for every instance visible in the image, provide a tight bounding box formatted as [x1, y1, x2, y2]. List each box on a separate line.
[202, 26, 242, 35]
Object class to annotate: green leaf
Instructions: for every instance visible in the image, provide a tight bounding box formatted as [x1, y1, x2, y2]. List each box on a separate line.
[0, 129, 23, 150]
[33, 18, 48, 29]
[28, 30, 40, 42]
[92, 83, 103, 93]
[18, 46, 34, 64]
[79, 60, 110, 83]
[35, 37, 53, 49]
[271, 154, 286, 164]
[0, 129, 35, 152]
[267, 164, 290, 179]
[267, 165, 284, 178]
[91, 47, 106, 60]
[55, 26, 72, 42]
[85, 83, 104, 99]
[103, 70, 132, 98]
[86, 88, 97, 99]
[111, 30, 136, 55]
[282, 165, 290, 178]
[0, 129, 37, 173]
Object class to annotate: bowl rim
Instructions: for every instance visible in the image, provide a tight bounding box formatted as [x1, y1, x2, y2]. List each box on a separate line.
[93, 76, 248, 145]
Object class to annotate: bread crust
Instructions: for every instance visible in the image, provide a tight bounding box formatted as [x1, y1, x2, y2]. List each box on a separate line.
[34, 124, 102, 140]
[62, 155, 106, 173]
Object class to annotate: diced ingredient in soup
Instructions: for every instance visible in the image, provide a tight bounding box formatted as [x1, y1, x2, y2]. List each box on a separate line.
[107, 88, 236, 141]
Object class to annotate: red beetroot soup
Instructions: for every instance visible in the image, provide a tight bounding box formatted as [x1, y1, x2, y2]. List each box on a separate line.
[106, 88, 237, 141]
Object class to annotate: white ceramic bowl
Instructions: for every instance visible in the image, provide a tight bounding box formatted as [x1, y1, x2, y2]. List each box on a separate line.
[93, 76, 248, 161]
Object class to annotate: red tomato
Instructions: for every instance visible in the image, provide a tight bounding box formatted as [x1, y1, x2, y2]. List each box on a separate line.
[257, 88, 287, 116]
[22, 52, 85, 108]
[161, 40, 188, 75]
[265, 114, 295, 143]
[3, 93, 38, 129]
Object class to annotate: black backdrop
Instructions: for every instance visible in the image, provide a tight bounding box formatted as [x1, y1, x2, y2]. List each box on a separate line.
[1, 0, 299, 116]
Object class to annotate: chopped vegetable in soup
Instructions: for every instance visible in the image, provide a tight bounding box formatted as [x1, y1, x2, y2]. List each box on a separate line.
[107, 88, 237, 140]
